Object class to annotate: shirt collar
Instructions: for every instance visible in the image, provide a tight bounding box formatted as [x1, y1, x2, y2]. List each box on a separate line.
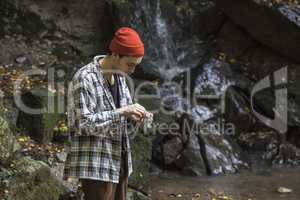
[93, 55, 106, 68]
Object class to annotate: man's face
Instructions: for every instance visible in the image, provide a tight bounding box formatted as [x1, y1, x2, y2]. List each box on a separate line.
[115, 55, 143, 75]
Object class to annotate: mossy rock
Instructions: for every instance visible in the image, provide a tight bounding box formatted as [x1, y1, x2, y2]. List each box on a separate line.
[8, 156, 68, 200]
[129, 130, 152, 193]
[0, 115, 21, 166]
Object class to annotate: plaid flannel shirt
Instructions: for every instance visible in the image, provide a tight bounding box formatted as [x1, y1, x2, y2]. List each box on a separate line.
[63, 55, 133, 183]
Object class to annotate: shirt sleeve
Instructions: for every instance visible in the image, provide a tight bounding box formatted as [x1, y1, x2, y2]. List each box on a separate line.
[72, 75, 121, 136]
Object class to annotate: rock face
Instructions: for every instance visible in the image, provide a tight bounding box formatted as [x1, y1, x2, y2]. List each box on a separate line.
[215, 0, 300, 63]
[0, 0, 115, 144]
[0, 0, 114, 63]
[174, 131, 207, 176]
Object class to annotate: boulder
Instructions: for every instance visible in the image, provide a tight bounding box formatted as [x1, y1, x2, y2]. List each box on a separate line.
[199, 127, 247, 175]
[129, 130, 152, 193]
[8, 156, 69, 200]
[162, 137, 183, 165]
[174, 131, 207, 176]
[215, 0, 300, 63]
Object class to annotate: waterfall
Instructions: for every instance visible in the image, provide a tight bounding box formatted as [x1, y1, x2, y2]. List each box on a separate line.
[154, 0, 184, 80]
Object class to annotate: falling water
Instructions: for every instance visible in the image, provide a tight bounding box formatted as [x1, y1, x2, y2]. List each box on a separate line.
[154, 0, 184, 80]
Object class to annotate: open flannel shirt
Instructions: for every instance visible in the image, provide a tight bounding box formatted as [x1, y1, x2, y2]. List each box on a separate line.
[63, 55, 133, 183]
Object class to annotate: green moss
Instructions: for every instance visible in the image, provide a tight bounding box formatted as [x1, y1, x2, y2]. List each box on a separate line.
[10, 177, 65, 200]
[9, 157, 67, 200]
[31, 182, 64, 200]
[130, 131, 152, 192]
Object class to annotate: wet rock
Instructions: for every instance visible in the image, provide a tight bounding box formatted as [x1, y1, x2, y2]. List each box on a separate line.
[163, 137, 183, 165]
[191, 105, 216, 124]
[151, 111, 188, 170]
[199, 125, 247, 175]
[189, 58, 255, 134]
[175, 115, 208, 176]
[193, 58, 235, 97]
[174, 131, 207, 176]
[151, 114, 191, 172]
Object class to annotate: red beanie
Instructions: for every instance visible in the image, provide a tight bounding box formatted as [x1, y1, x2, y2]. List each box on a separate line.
[109, 27, 144, 57]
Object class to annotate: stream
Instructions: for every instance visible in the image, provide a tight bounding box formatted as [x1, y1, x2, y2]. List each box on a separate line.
[149, 167, 300, 200]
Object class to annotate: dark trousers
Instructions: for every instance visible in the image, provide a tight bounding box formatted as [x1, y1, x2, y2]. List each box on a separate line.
[80, 151, 128, 200]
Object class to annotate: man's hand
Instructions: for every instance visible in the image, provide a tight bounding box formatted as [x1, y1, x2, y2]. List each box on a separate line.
[117, 103, 152, 123]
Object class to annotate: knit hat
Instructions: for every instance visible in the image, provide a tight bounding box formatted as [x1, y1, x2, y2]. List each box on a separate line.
[109, 27, 144, 57]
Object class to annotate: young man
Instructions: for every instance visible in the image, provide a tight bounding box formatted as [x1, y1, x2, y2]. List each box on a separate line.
[63, 27, 153, 200]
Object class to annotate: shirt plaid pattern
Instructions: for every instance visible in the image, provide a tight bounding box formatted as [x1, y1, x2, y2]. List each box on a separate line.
[63, 55, 133, 183]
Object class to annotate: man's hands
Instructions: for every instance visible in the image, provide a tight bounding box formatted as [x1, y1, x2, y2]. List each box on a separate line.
[117, 103, 153, 123]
